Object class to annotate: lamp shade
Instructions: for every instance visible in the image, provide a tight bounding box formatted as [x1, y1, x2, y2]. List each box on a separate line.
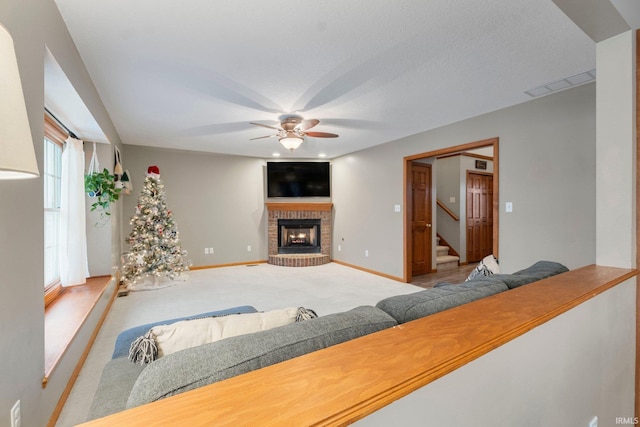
[0, 25, 39, 179]
[279, 136, 303, 151]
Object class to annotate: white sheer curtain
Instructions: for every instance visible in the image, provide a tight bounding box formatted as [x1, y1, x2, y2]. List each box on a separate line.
[59, 137, 89, 287]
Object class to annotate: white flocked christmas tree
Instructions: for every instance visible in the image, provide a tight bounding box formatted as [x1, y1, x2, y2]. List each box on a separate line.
[121, 166, 190, 290]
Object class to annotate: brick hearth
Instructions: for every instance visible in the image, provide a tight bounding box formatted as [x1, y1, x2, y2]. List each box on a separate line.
[266, 202, 332, 267]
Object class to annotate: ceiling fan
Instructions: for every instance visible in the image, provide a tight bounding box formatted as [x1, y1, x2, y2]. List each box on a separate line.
[250, 115, 338, 151]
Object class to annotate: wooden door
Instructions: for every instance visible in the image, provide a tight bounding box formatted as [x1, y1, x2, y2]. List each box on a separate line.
[411, 162, 432, 276]
[466, 171, 493, 262]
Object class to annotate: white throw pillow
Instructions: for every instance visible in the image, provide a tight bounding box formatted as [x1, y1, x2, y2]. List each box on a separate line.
[481, 254, 500, 274]
[152, 307, 299, 357]
[466, 254, 500, 281]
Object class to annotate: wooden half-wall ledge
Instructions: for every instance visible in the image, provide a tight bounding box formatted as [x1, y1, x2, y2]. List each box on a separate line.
[80, 265, 636, 426]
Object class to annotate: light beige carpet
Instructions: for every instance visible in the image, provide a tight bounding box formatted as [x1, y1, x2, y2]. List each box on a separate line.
[56, 262, 421, 426]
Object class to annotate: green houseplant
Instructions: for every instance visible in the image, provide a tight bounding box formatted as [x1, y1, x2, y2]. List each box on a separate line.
[85, 168, 121, 221]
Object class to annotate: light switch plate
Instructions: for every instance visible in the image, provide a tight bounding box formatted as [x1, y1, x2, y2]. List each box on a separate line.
[505, 202, 513, 212]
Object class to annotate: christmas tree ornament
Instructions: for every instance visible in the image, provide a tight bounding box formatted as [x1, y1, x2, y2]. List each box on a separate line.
[146, 165, 160, 179]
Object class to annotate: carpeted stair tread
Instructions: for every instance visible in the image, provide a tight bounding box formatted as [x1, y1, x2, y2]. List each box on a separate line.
[436, 255, 460, 263]
[436, 245, 451, 256]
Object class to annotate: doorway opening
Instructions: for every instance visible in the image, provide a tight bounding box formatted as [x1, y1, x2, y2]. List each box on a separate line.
[403, 137, 499, 283]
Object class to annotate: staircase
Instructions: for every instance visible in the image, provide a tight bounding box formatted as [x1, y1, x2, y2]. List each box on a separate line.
[436, 236, 460, 271]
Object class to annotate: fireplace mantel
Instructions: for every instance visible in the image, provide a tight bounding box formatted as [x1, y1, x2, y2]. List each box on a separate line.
[266, 202, 332, 267]
[266, 202, 333, 212]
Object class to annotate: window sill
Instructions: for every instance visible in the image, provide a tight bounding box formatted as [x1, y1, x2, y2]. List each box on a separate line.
[43, 276, 115, 387]
[44, 282, 63, 307]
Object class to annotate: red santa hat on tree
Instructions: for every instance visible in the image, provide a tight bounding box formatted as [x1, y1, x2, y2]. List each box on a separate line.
[146, 165, 160, 179]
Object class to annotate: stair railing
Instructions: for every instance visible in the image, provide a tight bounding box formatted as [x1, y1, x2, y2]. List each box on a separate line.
[436, 199, 460, 222]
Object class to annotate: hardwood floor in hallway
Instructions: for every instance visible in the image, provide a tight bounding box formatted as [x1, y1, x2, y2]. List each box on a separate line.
[411, 264, 475, 289]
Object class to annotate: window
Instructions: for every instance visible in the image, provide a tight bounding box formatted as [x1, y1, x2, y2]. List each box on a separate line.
[44, 114, 67, 306]
[44, 136, 62, 287]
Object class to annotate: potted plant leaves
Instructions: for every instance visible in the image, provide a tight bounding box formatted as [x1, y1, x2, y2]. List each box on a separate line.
[85, 143, 121, 225]
[85, 168, 121, 217]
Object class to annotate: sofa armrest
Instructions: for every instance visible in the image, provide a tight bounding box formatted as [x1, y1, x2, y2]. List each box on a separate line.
[87, 357, 147, 421]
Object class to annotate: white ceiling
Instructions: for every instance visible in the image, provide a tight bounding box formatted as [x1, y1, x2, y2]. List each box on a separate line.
[52, 0, 599, 159]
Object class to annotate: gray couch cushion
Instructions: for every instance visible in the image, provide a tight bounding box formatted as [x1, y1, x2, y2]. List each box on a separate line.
[433, 275, 506, 289]
[493, 261, 569, 289]
[376, 279, 508, 324]
[513, 261, 569, 280]
[112, 305, 258, 359]
[126, 305, 397, 408]
[435, 261, 569, 290]
[482, 274, 536, 289]
[87, 357, 147, 421]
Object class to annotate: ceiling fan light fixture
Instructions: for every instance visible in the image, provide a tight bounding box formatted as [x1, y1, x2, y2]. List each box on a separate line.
[251, 116, 338, 152]
[279, 135, 303, 151]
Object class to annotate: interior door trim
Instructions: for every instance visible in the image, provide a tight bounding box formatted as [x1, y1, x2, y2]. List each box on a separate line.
[403, 137, 499, 283]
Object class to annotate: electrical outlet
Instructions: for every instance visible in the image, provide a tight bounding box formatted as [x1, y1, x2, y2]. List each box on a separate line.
[247, 245, 252, 252]
[204, 248, 209, 255]
[365, 250, 369, 257]
[338, 244, 342, 252]
[11, 400, 21, 427]
[209, 247, 214, 254]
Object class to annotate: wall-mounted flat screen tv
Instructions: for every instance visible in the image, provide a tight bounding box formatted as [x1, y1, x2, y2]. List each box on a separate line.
[267, 161, 330, 198]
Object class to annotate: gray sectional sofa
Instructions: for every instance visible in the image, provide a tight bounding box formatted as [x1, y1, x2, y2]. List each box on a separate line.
[87, 260, 568, 421]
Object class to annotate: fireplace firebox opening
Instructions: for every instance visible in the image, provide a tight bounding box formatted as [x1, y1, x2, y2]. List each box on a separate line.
[278, 219, 321, 254]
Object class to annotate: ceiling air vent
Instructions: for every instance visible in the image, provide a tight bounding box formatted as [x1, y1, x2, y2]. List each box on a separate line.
[525, 69, 596, 98]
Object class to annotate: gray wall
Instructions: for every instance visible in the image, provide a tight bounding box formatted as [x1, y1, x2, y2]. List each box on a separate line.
[596, 31, 636, 268]
[122, 83, 596, 279]
[121, 146, 267, 267]
[0, 1, 122, 425]
[332, 83, 596, 278]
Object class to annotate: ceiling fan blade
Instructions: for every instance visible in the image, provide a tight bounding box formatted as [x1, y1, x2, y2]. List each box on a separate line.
[297, 119, 319, 132]
[304, 131, 339, 138]
[249, 134, 277, 140]
[250, 122, 282, 131]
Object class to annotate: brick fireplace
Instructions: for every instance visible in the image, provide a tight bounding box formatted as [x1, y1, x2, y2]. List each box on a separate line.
[266, 203, 332, 267]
